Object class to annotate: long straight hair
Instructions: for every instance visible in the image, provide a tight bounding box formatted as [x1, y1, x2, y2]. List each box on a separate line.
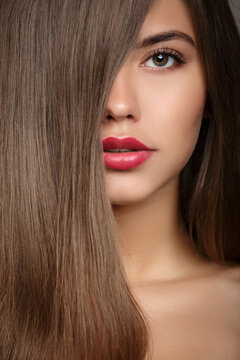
[180, 0, 240, 263]
[0, 1, 154, 359]
[0, 0, 239, 359]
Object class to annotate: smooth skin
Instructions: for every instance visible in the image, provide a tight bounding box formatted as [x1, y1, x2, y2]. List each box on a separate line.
[101, 0, 240, 358]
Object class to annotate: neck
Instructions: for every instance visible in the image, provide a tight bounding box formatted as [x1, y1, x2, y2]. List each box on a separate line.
[113, 177, 206, 285]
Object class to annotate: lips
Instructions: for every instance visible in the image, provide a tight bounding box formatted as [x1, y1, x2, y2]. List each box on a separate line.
[102, 136, 152, 151]
[102, 136, 154, 170]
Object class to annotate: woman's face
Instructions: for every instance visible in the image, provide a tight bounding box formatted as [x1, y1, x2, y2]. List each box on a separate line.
[101, 0, 207, 205]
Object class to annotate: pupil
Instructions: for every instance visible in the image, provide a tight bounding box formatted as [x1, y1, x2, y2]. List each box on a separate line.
[153, 54, 168, 66]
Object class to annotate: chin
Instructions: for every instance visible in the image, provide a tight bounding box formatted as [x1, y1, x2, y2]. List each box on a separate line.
[109, 195, 142, 206]
[107, 186, 154, 206]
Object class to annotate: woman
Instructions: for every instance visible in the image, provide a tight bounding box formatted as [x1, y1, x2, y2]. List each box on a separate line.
[0, 0, 239, 359]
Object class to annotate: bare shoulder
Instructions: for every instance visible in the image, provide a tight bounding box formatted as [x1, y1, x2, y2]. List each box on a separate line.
[213, 262, 240, 292]
[221, 262, 240, 282]
[209, 263, 240, 335]
[207, 262, 240, 301]
[133, 263, 240, 360]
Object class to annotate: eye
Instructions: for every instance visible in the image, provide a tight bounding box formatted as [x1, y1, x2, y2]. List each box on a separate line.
[141, 48, 187, 71]
[146, 53, 175, 68]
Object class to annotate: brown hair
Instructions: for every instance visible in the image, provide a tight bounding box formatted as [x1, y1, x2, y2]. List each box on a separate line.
[0, 0, 154, 359]
[0, 0, 239, 359]
[180, 0, 240, 263]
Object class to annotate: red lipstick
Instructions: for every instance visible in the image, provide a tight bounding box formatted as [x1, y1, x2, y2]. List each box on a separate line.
[102, 136, 154, 170]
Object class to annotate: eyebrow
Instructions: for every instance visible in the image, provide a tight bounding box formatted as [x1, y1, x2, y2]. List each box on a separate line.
[134, 30, 195, 49]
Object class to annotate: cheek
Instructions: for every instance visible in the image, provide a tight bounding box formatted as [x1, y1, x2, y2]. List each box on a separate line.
[162, 92, 204, 159]
[141, 65, 206, 167]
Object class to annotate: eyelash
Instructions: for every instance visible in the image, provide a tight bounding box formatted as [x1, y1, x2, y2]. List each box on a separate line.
[140, 47, 188, 72]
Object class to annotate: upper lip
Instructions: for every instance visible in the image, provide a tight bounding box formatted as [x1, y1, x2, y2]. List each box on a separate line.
[102, 137, 153, 150]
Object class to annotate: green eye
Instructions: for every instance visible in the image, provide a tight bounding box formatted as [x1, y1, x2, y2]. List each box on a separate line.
[145, 53, 175, 68]
[142, 48, 187, 71]
[152, 53, 169, 67]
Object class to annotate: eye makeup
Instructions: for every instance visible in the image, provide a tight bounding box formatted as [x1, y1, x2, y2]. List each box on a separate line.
[140, 47, 188, 72]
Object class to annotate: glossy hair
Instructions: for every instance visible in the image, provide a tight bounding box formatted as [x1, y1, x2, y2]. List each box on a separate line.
[180, 0, 240, 263]
[0, 1, 154, 359]
[0, 0, 239, 359]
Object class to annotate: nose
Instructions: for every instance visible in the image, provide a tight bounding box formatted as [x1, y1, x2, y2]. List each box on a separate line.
[104, 63, 140, 123]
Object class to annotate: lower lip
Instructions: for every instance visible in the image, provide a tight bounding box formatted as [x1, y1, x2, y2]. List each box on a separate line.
[103, 150, 153, 170]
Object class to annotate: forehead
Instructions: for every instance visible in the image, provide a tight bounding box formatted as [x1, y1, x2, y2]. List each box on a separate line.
[136, 0, 195, 42]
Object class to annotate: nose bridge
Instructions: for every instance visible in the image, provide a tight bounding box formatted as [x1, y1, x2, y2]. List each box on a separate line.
[111, 62, 130, 96]
[105, 61, 139, 120]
